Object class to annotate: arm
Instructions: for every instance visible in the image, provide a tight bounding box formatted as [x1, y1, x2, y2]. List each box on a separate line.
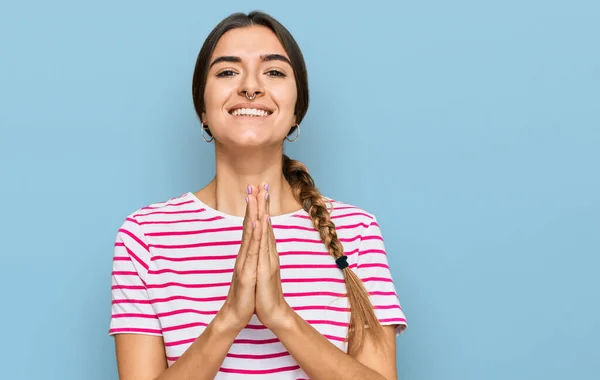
[112, 191, 263, 380]
[254, 199, 406, 380]
[270, 311, 398, 380]
[115, 312, 241, 380]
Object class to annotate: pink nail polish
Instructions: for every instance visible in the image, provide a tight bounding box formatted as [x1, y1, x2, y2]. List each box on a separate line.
[264, 183, 269, 191]
[245, 196, 248, 204]
[252, 221, 256, 228]
[265, 192, 269, 200]
[247, 185, 251, 194]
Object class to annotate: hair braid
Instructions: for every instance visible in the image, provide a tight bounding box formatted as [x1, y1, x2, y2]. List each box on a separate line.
[282, 154, 385, 355]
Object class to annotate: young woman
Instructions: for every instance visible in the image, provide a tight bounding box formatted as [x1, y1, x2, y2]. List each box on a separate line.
[109, 11, 407, 380]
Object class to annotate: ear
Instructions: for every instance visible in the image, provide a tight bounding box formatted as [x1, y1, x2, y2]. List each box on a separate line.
[201, 111, 207, 125]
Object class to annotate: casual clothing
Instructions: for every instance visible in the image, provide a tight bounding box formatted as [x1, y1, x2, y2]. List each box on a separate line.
[109, 192, 407, 379]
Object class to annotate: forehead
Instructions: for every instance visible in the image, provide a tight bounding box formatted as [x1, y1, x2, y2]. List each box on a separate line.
[211, 25, 289, 60]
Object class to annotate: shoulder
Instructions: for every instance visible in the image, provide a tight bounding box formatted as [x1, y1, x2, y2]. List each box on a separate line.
[113, 192, 202, 264]
[322, 196, 378, 227]
[126, 192, 199, 220]
[116, 192, 201, 236]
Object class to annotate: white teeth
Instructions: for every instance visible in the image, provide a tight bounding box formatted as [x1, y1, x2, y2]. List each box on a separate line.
[231, 108, 270, 117]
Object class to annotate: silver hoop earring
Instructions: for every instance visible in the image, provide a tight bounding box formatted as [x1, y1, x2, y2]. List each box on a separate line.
[285, 124, 300, 142]
[244, 91, 256, 100]
[201, 124, 214, 143]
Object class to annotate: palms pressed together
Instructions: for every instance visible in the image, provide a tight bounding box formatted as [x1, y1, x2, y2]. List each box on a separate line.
[220, 183, 292, 332]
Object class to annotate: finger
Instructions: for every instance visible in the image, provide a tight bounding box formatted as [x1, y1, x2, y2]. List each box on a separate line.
[257, 181, 268, 224]
[242, 214, 262, 273]
[236, 185, 257, 270]
[257, 213, 271, 275]
[268, 217, 280, 269]
[265, 182, 271, 220]
[247, 185, 258, 221]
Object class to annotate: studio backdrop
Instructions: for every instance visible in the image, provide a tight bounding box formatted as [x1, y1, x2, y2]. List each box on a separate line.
[0, 0, 598, 379]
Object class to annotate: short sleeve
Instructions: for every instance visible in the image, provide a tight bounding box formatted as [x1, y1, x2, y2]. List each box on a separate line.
[356, 216, 407, 335]
[108, 216, 162, 336]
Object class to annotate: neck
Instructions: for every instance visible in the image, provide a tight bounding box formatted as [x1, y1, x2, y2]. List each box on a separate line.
[197, 144, 300, 218]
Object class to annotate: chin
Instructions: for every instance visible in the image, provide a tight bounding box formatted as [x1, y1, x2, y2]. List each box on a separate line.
[219, 133, 277, 149]
[213, 124, 284, 148]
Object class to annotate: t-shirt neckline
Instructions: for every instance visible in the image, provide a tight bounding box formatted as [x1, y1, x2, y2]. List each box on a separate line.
[186, 191, 307, 224]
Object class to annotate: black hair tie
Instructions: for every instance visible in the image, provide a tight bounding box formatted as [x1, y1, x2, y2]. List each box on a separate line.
[335, 255, 349, 270]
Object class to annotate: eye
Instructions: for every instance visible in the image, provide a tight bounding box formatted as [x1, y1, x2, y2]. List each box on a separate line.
[216, 69, 237, 78]
[266, 69, 286, 78]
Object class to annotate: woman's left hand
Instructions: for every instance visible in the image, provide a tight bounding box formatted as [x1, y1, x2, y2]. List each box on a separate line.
[254, 182, 293, 329]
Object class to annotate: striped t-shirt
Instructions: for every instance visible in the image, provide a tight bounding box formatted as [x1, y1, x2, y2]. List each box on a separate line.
[109, 192, 407, 379]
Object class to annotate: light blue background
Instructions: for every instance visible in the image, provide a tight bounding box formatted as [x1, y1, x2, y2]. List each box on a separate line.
[1, 0, 598, 379]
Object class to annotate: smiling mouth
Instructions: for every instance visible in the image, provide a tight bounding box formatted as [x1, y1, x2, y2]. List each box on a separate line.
[229, 108, 273, 117]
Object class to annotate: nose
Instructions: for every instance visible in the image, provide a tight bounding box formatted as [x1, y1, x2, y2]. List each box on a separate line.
[238, 70, 263, 100]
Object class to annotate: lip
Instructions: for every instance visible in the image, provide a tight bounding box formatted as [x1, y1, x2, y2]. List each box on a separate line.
[228, 103, 275, 114]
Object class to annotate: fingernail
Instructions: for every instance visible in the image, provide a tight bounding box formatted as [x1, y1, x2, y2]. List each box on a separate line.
[245, 196, 248, 204]
[264, 183, 269, 191]
[265, 192, 269, 200]
[268, 216, 271, 224]
[252, 221, 256, 228]
[247, 185, 251, 194]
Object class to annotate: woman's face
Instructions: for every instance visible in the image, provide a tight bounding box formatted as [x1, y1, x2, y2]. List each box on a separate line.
[202, 25, 298, 147]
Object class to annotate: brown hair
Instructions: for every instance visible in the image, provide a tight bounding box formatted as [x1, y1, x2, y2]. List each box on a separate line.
[191, 11, 384, 355]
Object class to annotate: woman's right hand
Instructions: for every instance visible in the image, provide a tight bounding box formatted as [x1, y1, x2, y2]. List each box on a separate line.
[216, 185, 262, 333]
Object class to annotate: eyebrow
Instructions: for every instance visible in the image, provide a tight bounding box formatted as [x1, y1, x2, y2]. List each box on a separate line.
[261, 54, 292, 66]
[209, 54, 292, 68]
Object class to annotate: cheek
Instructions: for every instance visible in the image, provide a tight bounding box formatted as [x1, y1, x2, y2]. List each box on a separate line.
[203, 80, 230, 115]
[271, 82, 297, 116]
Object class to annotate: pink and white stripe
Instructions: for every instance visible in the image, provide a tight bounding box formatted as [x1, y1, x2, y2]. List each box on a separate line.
[109, 192, 407, 379]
